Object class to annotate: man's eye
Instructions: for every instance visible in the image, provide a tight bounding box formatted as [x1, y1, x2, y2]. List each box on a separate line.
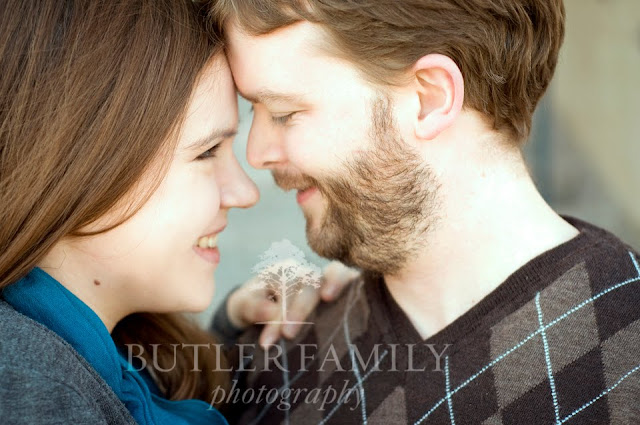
[196, 144, 221, 160]
[271, 113, 295, 125]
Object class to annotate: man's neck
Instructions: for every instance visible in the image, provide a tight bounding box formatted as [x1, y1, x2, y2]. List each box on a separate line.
[383, 152, 579, 340]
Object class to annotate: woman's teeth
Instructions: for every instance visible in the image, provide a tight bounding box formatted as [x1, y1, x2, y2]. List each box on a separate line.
[197, 235, 218, 249]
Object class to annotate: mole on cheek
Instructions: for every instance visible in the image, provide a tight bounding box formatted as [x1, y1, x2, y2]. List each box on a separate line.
[94, 279, 101, 286]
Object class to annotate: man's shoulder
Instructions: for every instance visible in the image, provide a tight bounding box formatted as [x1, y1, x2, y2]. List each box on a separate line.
[566, 218, 640, 344]
[484, 220, 640, 424]
[564, 215, 638, 259]
[531, 216, 640, 303]
[561, 216, 640, 304]
[499, 216, 640, 339]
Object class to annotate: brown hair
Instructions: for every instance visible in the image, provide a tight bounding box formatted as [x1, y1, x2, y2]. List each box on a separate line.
[1, 0, 227, 403]
[209, 0, 565, 142]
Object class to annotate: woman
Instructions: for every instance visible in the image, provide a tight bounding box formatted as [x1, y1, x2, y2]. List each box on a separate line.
[0, 1, 257, 423]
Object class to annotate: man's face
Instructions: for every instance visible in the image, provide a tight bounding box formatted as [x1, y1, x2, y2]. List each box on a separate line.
[227, 21, 439, 274]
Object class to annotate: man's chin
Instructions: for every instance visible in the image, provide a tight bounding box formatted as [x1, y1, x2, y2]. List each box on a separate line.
[300, 196, 325, 229]
[301, 198, 358, 266]
[305, 217, 352, 264]
[304, 213, 324, 242]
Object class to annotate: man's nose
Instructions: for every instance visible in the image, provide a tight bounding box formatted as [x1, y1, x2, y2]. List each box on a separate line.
[246, 123, 287, 170]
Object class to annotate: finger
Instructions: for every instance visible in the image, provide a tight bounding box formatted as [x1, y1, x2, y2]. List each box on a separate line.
[320, 261, 360, 302]
[281, 284, 320, 339]
[259, 321, 282, 349]
[233, 286, 278, 327]
[244, 298, 280, 324]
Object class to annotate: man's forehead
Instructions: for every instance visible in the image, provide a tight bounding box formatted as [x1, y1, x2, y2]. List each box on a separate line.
[226, 21, 329, 98]
[227, 20, 326, 62]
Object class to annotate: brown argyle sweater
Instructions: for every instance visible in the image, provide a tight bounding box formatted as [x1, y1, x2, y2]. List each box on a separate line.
[218, 217, 640, 424]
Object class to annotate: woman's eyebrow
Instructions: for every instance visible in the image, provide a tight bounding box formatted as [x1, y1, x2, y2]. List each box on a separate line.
[237, 88, 305, 105]
[187, 128, 238, 150]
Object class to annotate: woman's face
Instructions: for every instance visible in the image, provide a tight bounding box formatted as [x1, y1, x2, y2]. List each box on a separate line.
[43, 55, 259, 324]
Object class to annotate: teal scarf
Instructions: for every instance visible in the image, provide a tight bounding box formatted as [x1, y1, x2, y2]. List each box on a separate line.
[3, 268, 228, 425]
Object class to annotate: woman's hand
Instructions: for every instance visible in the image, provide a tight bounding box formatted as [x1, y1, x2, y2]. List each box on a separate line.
[226, 261, 359, 348]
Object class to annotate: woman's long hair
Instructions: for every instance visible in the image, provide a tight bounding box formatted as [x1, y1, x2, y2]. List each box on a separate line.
[0, 0, 228, 403]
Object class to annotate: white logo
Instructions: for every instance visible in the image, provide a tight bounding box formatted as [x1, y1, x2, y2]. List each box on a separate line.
[249, 239, 322, 324]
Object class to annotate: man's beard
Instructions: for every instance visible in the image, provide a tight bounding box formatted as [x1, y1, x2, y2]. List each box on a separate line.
[273, 96, 440, 275]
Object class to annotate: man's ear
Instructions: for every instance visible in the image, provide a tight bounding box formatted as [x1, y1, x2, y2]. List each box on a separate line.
[412, 54, 464, 140]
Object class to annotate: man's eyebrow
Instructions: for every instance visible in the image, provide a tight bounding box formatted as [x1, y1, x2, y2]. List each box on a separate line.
[237, 89, 305, 105]
[187, 128, 237, 150]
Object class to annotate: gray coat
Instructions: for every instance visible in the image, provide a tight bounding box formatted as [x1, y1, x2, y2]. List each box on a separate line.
[0, 299, 137, 424]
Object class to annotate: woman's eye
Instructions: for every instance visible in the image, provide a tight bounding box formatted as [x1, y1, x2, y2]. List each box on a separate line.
[196, 144, 221, 161]
[271, 113, 295, 125]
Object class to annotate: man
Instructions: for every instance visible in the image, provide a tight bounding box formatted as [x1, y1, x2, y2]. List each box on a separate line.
[208, 1, 640, 423]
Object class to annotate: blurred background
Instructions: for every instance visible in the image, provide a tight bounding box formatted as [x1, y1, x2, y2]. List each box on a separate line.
[198, 0, 640, 325]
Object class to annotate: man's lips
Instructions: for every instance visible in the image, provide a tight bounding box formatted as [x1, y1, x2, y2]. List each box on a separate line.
[296, 187, 318, 204]
[270, 171, 319, 204]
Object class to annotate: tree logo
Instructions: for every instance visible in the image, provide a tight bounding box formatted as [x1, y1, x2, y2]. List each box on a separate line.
[249, 239, 322, 324]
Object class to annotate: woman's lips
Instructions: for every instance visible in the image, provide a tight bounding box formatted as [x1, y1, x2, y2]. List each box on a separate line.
[296, 187, 318, 204]
[194, 224, 226, 265]
[193, 246, 220, 265]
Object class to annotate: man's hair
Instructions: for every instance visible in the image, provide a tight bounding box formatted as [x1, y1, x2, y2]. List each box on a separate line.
[210, 0, 565, 142]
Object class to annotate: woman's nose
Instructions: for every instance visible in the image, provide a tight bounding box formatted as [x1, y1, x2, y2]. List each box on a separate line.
[219, 156, 260, 210]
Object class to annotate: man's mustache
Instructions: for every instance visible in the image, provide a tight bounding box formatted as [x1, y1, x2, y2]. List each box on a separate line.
[272, 170, 319, 192]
